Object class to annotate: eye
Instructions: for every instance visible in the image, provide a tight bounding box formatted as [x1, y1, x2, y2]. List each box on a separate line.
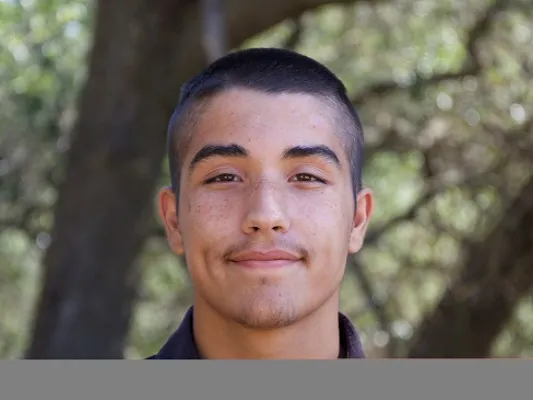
[204, 173, 242, 184]
[291, 173, 326, 184]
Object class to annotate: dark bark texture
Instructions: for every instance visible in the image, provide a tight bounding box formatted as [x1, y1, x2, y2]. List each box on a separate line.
[408, 177, 533, 358]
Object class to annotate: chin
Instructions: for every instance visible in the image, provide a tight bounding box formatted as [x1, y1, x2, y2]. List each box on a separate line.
[231, 295, 300, 330]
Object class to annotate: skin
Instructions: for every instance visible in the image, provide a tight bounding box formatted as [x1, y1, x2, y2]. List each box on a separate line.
[158, 88, 374, 359]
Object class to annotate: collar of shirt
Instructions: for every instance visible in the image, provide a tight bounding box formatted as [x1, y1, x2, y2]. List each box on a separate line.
[146, 306, 366, 359]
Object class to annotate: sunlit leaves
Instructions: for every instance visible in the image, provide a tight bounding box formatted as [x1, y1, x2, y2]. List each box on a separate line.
[0, 0, 92, 359]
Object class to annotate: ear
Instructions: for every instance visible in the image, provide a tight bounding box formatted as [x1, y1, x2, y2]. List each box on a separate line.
[158, 186, 184, 255]
[348, 187, 374, 254]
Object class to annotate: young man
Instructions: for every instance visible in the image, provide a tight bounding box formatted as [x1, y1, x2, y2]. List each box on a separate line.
[148, 48, 374, 359]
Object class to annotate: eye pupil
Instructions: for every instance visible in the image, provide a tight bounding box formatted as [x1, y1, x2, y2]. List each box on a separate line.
[217, 174, 235, 182]
[299, 174, 315, 181]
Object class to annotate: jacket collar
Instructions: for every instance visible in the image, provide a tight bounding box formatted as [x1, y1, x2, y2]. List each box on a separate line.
[147, 306, 365, 359]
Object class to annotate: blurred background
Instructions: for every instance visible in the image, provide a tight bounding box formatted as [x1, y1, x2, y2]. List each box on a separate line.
[1, 0, 533, 359]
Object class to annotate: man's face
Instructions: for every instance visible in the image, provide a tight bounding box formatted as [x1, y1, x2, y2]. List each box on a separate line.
[159, 88, 373, 329]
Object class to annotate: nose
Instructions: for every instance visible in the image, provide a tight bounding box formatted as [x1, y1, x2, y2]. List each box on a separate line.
[242, 179, 290, 235]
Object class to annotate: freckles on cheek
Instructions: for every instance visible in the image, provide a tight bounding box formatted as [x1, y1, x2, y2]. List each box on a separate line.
[193, 194, 236, 231]
[299, 193, 347, 233]
[297, 191, 331, 220]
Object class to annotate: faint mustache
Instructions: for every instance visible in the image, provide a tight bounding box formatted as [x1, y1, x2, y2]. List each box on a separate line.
[223, 239, 309, 261]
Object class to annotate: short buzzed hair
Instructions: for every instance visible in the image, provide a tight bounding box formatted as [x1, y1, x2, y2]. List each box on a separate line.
[167, 47, 365, 202]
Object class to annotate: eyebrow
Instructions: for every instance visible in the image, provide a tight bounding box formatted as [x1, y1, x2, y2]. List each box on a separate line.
[188, 144, 248, 174]
[187, 143, 341, 175]
[282, 145, 341, 167]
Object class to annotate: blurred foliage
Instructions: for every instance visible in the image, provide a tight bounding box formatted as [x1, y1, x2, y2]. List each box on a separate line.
[1, 0, 533, 358]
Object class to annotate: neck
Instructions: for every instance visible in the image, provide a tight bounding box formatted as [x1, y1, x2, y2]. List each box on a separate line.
[192, 296, 341, 359]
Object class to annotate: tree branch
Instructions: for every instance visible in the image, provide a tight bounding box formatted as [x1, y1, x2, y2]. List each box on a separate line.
[348, 256, 399, 357]
[408, 174, 533, 358]
[351, 0, 509, 106]
[364, 158, 517, 248]
[201, 0, 228, 62]
[281, 17, 304, 50]
[364, 189, 436, 247]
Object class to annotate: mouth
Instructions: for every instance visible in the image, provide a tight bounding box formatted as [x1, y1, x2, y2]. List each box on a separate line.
[228, 249, 303, 269]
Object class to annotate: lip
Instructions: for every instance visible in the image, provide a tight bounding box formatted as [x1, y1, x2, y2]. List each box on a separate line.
[229, 249, 302, 268]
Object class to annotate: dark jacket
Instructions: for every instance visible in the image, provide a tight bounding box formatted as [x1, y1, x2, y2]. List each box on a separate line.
[147, 307, 365, 359]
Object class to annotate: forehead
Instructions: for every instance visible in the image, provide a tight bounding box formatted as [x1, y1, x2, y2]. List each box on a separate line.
[184, 88, 345, 157]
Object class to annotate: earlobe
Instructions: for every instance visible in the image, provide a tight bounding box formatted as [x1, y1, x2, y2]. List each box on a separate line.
[348, 188, 374, 254]
[158, 186, 185, 255]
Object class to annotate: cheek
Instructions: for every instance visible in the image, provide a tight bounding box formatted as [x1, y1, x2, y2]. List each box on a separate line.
[181, 191, 240, 248]
[298, 196, 348, 293]
[294, 189, 350, 229]
[293, 190, 353, 256]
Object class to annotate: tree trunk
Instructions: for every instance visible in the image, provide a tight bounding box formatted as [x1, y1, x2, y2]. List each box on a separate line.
[25, 0, 363, 359]
[408, 176, 533, 358]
